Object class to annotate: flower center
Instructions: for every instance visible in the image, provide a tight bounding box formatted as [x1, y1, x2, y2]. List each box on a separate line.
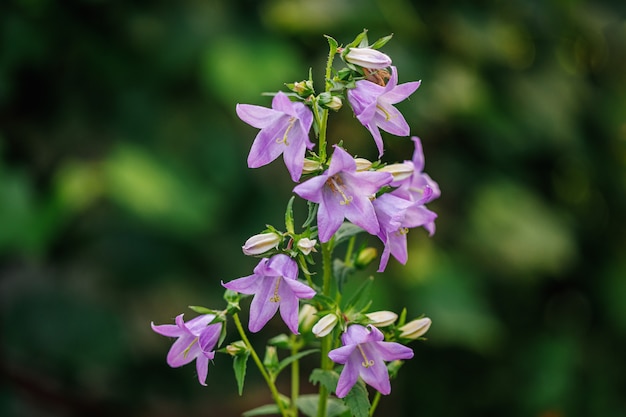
[395, 227, 409, 236]
[357, 344, 375, 368]
[276, 117, 297, 146]
[270, 276, 282, 303]
[327, 175, 353, 206]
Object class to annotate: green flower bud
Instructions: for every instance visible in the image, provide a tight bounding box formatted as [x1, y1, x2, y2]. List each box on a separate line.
[355, 247, 378, 268]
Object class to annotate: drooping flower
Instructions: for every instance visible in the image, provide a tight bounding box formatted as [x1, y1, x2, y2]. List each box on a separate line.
[237, 91, 314, 182]
[328, 324, 414, 398]
[373, 192, 437, 272]
[293, 146, 392, 242]
[222, 254, 315, 334]
[151, 313, 222, 386]
[393, 136, 441, 205]
[347, 67, 421, 157]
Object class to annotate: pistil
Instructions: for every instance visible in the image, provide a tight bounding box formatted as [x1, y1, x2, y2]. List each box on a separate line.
[275, 117, 297, 145]
[327, 175, 353, 205]
[357, 344, 375, 368]
[270, 276, 282, 302]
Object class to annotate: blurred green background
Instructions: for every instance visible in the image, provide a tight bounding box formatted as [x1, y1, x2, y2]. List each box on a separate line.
[1, 0, 625, 416]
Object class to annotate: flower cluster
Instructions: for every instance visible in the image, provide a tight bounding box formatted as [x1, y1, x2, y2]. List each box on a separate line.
[151, 30, 438, 417]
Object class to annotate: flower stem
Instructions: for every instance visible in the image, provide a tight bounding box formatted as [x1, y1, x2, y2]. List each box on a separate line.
[233, 312, 289, 417]
[369, 391, 382, 416]
[290, 334, 300, 416]
[317, 241, 334, 417]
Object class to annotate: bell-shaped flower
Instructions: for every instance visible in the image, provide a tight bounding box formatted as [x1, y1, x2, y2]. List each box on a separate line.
[151, 313, 222, 386]
[347, 67, 421, 157]
[237, 91, 314, 182]
[328, 324, 413, 398]
[222, 254, 315, 334]
[393, 136, 440, 204]
[293, 146, 392, 242]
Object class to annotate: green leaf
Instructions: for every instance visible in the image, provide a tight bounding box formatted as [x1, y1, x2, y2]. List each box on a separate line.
[297, 394, 349, 417]
[187, 305, 215, 315]
[343, 380, 370, 417]
[333, 258, 356, 292]
[334, 222, 365, 245]
[370, 34, 394, 50]
[233, 351, 250, 396]
[341, 276, 374, 313]
[242, 404, 281, 417]
[302, 201, 318, 228]
[325, 35, 339, 55]
[310, 368, 340, 392]
[276, 349, 319, 375]
[285, 196, 295, 234]
[267, 334, 291, 349]
[347, 29, 368, 49]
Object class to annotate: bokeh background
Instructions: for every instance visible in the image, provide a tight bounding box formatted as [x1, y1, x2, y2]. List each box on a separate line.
[1, 0, 625, 416]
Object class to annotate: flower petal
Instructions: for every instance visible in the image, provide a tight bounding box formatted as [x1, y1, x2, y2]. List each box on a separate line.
[195, 353, 209, 386]
[248, 277, 280, 332]
[222, 274, 260, 295]
[236, 104, 281, 129]
[335, 355, 361, 398]
[151, 322, 183, 338]
[374, 341, 414, 362]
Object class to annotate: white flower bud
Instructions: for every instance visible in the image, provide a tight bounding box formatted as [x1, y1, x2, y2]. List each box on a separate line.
[398, 317, 432, 340]
[365, 310, 398, 327]
[298, 304, 318, 331]
[302, 158, 322, 174]
[297, 238, 317, 255]
[242, 232, 281, 256]
[345, 47, 392, 69]
[378, 162, 414, 183]
[312, 314, 338, 338]
[354, 158, 373, 171]
[326, 96, 343, 111]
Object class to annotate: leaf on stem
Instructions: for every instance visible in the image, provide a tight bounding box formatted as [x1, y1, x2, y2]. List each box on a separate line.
[233, 351, 251, 396]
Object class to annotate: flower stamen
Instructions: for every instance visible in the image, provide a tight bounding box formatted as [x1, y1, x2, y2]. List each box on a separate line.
[183, 337, 199, 359]
[270, 276, 282, 302]
[275, 117, 297, 146]
[357, 344, 375, 368]
[327, 175, 353, 205]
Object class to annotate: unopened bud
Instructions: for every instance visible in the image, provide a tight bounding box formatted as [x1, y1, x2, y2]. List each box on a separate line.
[291, 80, 314, 96]
[345, 47, 392, 69]
[298, 304, 318, 331]
[354, 158, 373, 171]
[366, 310, 398, 327]
[242, 232, 281, 256]
[355, 247, 377, 268]
[378, 162, 414, 185]
[312, 314, 338, 338]
[399, 317, 432, 340]
[226, 340, 248, 356]
[302, 158, 322, 174]
[326, 96, 342, 111]
[297, 238, 317, 255]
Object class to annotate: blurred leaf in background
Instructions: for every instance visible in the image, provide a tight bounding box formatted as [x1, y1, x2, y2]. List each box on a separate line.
[1, 0, 625, 416]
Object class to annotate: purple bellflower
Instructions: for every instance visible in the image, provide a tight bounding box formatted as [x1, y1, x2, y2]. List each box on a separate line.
[347, 67, 421, 157]
[237, 91, 314, 182]
[222, 254, 315, 334]
[293, 146, 393, 243]
[328, 324, 414, 398]
[151, 313, 222, 386]
[393, 136, 441, 204]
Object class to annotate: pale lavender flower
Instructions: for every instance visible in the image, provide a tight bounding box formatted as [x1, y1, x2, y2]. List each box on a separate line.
[237, 91, 314, 182]
[222, 254, 315, 334]
[347, 67, 421, 157]
[151, 313, 222, 386]
[393, 136, 441, 204]
[293, 146, 392, 242]
[328, 324, 414, 398]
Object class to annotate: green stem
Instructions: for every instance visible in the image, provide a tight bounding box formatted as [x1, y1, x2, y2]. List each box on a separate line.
[317, 241, 335, 417]
[290, 334, 300, 416]
[369, 391, 382, 416]
[233, 313, 289, 417]
[317, 40, 337, 164]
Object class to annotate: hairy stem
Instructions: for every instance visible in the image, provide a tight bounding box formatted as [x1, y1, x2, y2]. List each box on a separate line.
[317, 241, 335, 417]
